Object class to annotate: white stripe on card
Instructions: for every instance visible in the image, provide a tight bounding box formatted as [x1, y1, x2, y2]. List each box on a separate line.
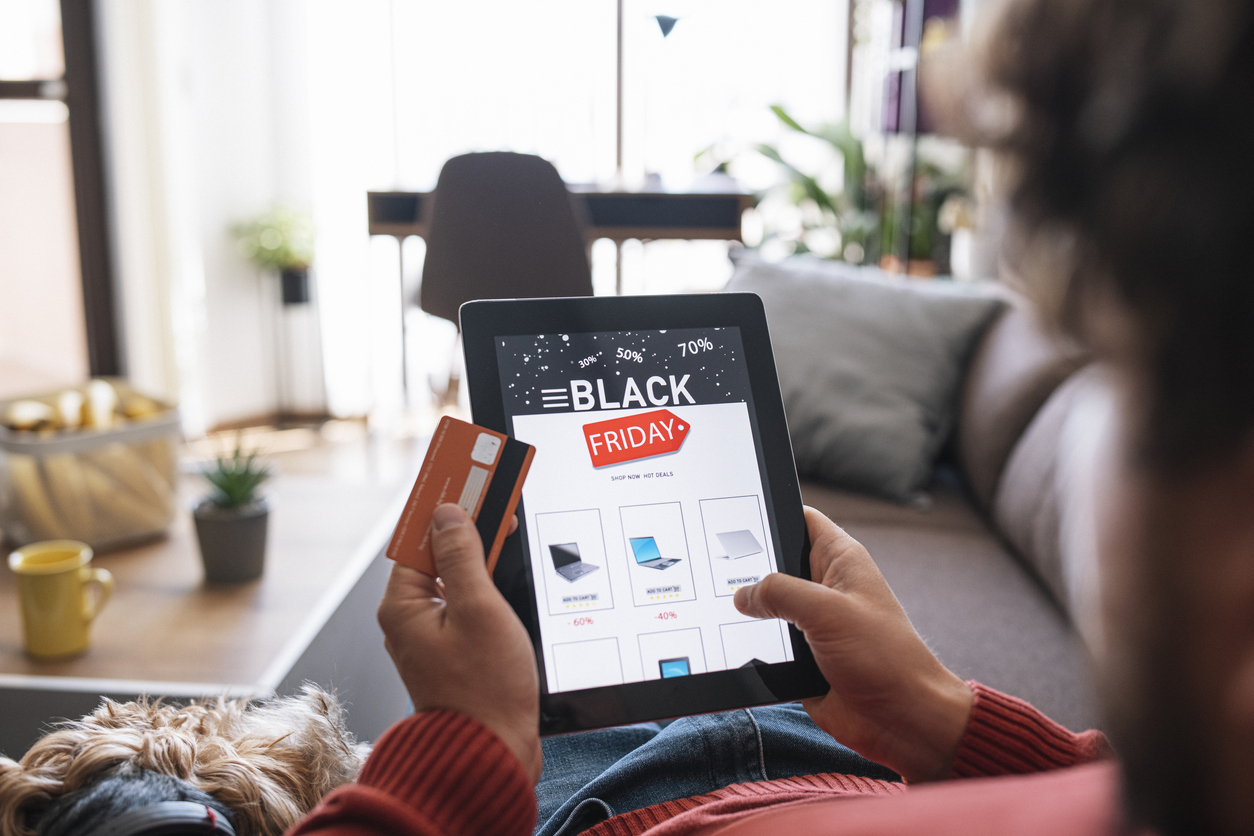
[458, 465, 490, 513]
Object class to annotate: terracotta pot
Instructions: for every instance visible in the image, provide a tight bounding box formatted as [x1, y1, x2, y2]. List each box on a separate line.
[192, 498, 269, 583]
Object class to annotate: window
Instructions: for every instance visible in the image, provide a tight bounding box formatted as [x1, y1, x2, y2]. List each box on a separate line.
[340, 1, 847, 416]
[0, 0, 117, 399]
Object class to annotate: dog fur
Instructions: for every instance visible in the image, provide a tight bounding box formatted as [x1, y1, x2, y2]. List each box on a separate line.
[0, 685, 368, 836]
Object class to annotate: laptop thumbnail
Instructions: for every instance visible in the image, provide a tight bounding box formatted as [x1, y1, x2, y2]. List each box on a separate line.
[714, 529, 763, 560]
[630, 536, 680, 570]
[659, 657, 690, 678]
[549, 543, 600, 582]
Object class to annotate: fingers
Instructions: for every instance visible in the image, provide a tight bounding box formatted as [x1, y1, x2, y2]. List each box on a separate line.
[386, 561, 442, 599]
[734, 571, 835, 633]
[429, 504, 491, 596]
[803, 506, 867, 580]
[378, 563, 443, 642]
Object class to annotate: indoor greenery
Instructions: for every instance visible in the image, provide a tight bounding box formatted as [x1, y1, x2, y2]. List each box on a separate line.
[754, 105, 883, 263]
[232, 207, 315, 272]
[734, 105, 970, 270]
[201, 444, 272, 509]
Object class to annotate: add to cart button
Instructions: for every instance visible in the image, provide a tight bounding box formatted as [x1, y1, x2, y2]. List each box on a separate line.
[583, 409, 690, 468]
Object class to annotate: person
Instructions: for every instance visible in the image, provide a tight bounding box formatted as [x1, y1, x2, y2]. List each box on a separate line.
[289, 0, 1254, 833]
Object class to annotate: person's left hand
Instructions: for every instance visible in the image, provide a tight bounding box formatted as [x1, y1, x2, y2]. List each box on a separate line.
[377, 504, 542, 783]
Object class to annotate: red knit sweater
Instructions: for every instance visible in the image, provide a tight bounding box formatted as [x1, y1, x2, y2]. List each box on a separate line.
[288, 683, 1116, 836]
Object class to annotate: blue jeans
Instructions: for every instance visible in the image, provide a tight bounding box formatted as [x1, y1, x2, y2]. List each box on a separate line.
[534, 704, 899, 836]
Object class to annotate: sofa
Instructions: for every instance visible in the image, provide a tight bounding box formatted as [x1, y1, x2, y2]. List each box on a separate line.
[0, 269, 1110, 761]
[795, 294, 1108, 733]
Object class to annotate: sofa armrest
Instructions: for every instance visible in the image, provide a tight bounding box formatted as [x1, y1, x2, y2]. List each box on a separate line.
[957, 297, 1087, 511]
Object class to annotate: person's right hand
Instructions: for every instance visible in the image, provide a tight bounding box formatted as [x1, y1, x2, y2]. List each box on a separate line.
[377, 504, 542, 783]
[734, 507, 973, 783]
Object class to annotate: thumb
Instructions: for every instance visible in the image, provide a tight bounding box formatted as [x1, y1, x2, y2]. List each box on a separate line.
[430, 504, 491, 594]
[734, 572, 834, 633]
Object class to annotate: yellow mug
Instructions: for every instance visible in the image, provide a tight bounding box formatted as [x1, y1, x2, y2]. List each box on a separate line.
[8, 540, 114, 659]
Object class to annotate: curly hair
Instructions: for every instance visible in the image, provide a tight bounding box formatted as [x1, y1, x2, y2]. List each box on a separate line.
[0, 685, 367, 836]
[969, 0, 1254, 472]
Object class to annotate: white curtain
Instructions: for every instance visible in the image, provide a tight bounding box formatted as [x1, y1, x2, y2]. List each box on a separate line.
[96, 0, 847, 428]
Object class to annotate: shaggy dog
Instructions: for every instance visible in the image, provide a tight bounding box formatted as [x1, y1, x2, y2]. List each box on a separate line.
[0, 685, 367, 836]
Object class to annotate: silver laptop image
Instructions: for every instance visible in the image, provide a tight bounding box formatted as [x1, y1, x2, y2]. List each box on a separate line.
[549, 543, 600, 582]
[714, 529, 763, 560]
[630, 536, 680, 570]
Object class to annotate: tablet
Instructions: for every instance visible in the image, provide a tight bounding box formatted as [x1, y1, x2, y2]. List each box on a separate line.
[461, 293, 828, 734]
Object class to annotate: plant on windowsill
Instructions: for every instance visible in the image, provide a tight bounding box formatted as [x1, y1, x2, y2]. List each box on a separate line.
[192, 443, 273, 584]
[762, 105, 974, 273]
[698, 106, 885, 265]
[232, 206, 316, 305]
[753, 105, 886, 265]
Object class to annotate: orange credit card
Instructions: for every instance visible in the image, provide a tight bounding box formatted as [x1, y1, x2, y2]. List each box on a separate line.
[387, 416, 535, 577]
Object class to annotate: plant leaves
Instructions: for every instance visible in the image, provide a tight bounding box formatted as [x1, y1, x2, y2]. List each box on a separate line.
[202, 444, 272, 509]
[755, 144, 839, 216]
[770, 104, 808, 134]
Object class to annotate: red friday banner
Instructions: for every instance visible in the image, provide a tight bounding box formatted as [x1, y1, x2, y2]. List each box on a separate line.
[582, 409, 690, 467]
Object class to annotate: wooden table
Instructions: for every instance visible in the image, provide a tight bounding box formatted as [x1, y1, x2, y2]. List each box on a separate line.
[0, 434, 422, 758]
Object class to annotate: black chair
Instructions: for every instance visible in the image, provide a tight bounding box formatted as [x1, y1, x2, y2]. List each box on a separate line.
[419, 152, 593, 325]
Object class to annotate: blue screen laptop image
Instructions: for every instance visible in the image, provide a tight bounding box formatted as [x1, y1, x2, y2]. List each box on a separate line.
[549, 543, 600, 582]
[630, 536, 681, 570]
[659, 657, 690, 678]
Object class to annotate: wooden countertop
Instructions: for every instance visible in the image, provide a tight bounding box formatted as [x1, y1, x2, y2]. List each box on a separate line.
[0, 431, 422, 691]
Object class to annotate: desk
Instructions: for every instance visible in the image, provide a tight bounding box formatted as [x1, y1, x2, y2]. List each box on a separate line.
[367, 189, 755, 294]
[0, 435, 421, 758]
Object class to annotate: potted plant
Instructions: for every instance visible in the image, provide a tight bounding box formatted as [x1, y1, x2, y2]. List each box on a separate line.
[232, 207, 315, 305]
[193, 444, 272, 583]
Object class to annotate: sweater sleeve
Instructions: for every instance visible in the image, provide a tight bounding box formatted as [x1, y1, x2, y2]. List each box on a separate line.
[286, 710, 537, 836]
[949, 682, 1113, 779]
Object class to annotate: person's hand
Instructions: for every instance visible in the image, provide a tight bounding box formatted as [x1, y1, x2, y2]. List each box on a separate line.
[377, 504, 542, 783]
[734, 507, 973, 782]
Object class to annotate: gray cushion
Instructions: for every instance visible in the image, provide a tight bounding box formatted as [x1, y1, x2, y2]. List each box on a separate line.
[726, 251, 1005, 504]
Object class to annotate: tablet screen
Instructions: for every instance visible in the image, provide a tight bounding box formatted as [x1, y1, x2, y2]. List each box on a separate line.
[494, 327, 795, 695]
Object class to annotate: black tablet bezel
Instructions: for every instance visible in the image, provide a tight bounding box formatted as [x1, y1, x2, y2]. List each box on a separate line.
[461, 293, 828, 734]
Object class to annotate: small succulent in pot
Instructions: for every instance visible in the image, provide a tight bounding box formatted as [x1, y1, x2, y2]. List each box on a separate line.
[193, 444, 273, 583]
[202, 445, 271, 509]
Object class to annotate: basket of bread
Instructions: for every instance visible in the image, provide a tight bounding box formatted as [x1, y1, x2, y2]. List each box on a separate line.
[0, 380, 180, 549]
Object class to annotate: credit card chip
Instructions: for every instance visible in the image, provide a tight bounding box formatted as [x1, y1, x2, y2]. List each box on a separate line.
[471, 433, 502, 465]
